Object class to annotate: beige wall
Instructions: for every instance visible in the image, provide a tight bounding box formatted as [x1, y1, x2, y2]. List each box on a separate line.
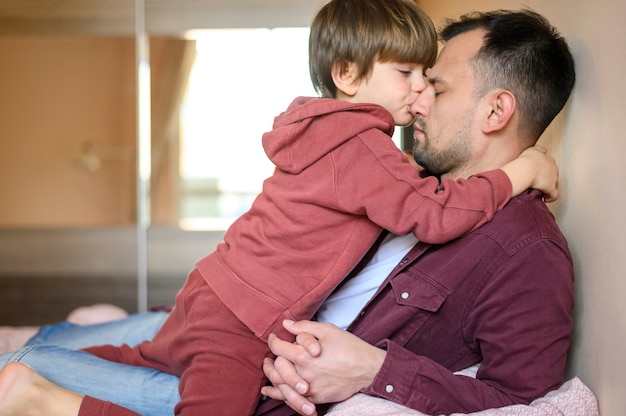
[420, 1, 626, 414]
[0, 36, 188, 228]
[0, 37, 137, 227]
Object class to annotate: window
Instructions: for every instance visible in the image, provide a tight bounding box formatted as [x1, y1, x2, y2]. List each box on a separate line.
[179, 28, 403, 230]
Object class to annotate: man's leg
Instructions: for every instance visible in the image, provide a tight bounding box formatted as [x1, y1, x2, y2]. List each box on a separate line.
[0, 345, 180, 416]
[25, 311, 169, 350]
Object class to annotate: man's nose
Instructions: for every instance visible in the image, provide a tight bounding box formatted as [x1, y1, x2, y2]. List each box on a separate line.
[412, 74, 428, 94]
[410, 87, 433, 118]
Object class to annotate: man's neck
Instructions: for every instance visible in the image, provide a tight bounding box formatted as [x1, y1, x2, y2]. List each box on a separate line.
[440, 143, 523, 181]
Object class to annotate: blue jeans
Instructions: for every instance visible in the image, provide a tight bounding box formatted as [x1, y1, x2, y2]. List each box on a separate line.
[0, 311, 180, 416]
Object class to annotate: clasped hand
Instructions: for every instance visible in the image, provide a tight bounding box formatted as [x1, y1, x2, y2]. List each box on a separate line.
[261, 320, 386, 416]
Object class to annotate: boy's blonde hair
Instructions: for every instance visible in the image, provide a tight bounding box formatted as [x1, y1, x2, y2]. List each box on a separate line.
[309, 0, 438, 98]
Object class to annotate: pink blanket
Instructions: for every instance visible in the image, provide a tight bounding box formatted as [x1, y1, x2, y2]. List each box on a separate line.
[327, 377, 599, 416]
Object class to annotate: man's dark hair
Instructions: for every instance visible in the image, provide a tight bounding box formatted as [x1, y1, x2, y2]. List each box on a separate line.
[441, 9, 576, 142]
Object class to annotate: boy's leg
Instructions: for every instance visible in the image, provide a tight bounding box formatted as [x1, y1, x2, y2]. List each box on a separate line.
[0, 345, 180, 416]
[147, 269, 270, 415]
[25, 311, 169, 350]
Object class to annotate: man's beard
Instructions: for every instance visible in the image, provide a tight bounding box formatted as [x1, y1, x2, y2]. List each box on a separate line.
[411, 119, 472, 176]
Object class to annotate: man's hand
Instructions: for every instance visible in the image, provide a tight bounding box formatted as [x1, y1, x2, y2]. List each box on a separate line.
[261, 320, 386, 415]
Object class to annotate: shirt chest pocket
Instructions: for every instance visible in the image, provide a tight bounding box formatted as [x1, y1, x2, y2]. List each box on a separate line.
[390, 269, 449, 312]
[383, 271, 450, 346]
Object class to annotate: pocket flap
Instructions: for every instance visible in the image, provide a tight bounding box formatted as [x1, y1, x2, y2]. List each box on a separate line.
[390, 271, 449, 312]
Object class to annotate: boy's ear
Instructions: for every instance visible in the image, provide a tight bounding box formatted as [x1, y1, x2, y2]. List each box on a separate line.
[331, 61, 359, 97]
[483, 89, 516, 133]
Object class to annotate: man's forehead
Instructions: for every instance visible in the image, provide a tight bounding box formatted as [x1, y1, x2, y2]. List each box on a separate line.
[427, 29, 485, 82]
[441, 29, 484, 62]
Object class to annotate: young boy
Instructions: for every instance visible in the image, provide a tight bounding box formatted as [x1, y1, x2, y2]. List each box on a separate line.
[0, 1, 560, 415]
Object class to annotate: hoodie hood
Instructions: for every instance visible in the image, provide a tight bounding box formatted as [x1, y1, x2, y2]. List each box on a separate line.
[262, 97, 395, 174]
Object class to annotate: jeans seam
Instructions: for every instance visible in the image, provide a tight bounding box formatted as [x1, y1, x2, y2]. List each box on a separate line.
[5, 345, 36, 363]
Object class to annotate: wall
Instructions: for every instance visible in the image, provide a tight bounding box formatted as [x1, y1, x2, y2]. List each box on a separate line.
[0, 37, 137, 227]
[0, 36, 190, 228]
[419, 1, 626, 414]
[0, 226, 224, 324]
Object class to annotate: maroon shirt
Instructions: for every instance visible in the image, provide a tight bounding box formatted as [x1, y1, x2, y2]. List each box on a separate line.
[256, 189, 574, 415]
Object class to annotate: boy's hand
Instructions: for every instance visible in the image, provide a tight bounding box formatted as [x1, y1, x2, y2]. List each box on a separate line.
[262, 320, 386, 415]
[501, 146, 559, 202]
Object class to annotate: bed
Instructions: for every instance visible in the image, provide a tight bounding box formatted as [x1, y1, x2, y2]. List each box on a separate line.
[326, 376, 599, 416]
[1, 304, 599, 415]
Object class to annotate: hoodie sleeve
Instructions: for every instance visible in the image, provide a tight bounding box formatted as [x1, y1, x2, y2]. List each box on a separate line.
[333, 129, 512, 244]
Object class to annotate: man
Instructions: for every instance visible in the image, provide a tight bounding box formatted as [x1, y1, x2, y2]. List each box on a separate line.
[0, 8, 574, 416]
[257, 9, 576, 416]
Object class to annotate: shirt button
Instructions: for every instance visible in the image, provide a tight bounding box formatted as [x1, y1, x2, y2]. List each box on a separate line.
[401, 292, 410, 299]
[386, 384, 394, 393]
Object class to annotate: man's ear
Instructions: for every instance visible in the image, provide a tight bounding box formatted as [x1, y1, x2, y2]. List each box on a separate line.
[331, 61, 359, 97]
[483, 90, 516, 133]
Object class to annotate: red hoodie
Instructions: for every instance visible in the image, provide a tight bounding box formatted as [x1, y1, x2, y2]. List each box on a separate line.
[196, 96, 511, 341]
[80, 96, 513, 416]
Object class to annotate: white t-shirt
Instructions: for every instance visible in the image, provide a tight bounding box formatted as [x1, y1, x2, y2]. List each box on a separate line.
[315, 233, 418, 329]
